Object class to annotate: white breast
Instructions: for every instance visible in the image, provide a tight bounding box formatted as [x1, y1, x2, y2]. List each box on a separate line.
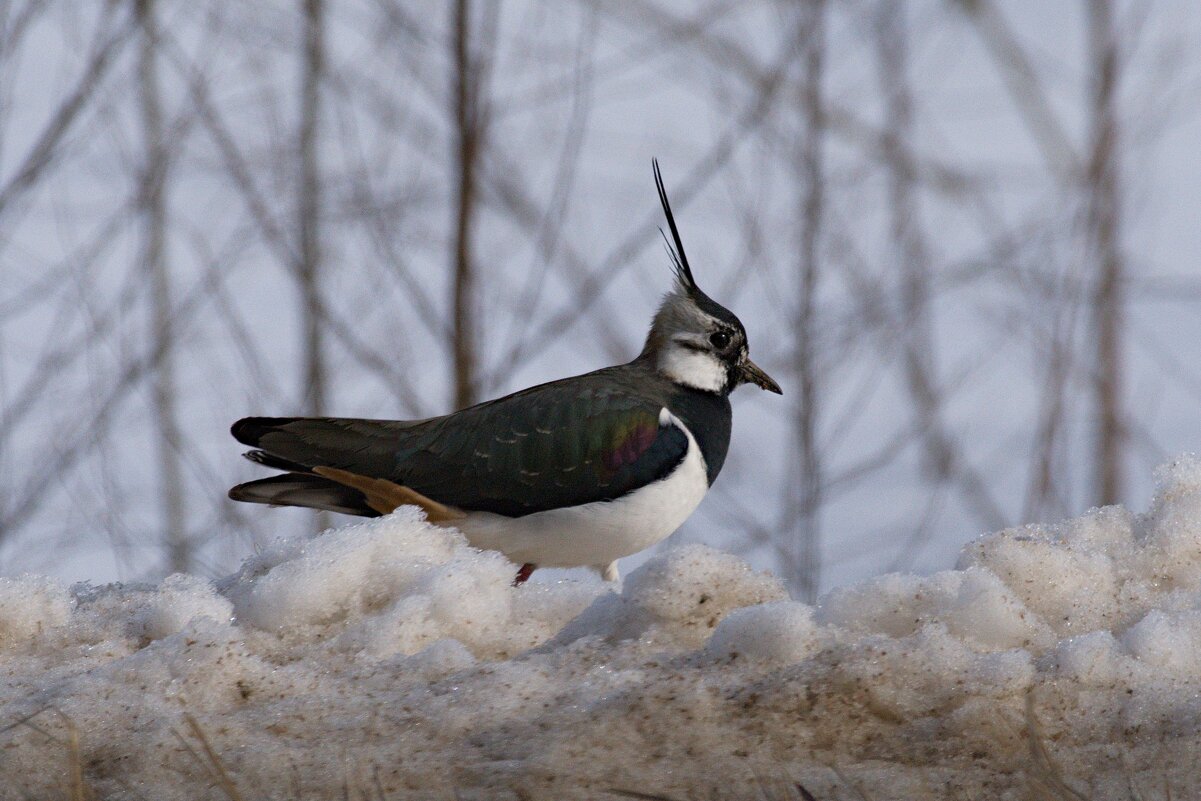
[453, 408, 709, 570]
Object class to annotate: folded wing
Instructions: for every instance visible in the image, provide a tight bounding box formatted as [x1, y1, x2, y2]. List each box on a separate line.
[229, 371, 689, 518]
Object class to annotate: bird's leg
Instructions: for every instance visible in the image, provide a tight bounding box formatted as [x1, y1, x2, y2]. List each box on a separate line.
[513, 563, 537, 586]
[595, 561, 620, 582]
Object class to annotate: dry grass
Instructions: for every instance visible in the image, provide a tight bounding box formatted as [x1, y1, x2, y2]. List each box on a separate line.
[172, 713, 247, 801]
[1024, 695, 1090, 801]
[0, 700, 1179, 801]
[601, 697, 1173, 801]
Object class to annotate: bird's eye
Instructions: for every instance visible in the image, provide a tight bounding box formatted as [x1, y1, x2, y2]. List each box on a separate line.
[709, 331, 732, 349]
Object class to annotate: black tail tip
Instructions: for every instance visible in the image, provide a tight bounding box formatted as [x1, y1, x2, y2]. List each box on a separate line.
[231, 417, 259, 445]
[231, 416, 290, 446]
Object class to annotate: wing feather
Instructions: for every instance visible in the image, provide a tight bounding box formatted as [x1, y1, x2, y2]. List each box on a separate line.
[231, 368, 691, 517]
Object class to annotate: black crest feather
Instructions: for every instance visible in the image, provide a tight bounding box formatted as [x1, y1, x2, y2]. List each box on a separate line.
[653, 159, 697, 293]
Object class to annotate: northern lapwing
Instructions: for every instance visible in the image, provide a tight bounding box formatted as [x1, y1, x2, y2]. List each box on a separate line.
[229, 160, 781, 583]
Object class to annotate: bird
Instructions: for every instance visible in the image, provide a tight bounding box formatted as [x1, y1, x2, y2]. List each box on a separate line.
[229, 160, 781, 584]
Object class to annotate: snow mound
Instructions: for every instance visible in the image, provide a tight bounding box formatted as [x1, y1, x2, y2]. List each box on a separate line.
[3, 461, 1201, 799]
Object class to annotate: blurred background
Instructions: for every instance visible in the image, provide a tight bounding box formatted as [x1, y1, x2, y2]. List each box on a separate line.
[1, 0, 1199, 599]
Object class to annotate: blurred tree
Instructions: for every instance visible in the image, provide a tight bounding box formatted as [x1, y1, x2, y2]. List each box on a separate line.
[1085, 0, 1125, 506]
[0, 0, 1193, 595]
[450, 0, 495, 410]
[783, 0, 826, 603]
[136, 0, 189, 572]
[298, 0, 326, 417]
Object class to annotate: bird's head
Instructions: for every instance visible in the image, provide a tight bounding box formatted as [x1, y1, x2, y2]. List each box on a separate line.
[639, 160, 782, 398]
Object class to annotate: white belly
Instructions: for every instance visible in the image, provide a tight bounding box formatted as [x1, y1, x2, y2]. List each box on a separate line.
[452, 409, 709, 568]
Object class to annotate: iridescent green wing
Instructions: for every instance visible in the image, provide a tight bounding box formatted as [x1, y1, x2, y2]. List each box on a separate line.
[232, 369, 689, 517]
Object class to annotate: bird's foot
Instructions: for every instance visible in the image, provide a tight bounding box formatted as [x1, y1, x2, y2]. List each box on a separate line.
[513, 563, 537, 586]
[596, 561, 620, 582]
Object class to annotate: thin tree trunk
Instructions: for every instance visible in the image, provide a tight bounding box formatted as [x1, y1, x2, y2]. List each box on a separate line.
[1086, 0, 1124, 506]
[787, 0, 825, 603]
[878, 5, 934, 464]
[299, 0, 326, 416]
[298, 0, 328, 533]
[451, 0, 480, 410]
[136, 0, 187, 572]
[1025, 315, 1072, 521]
[877, 3, 1005, 533]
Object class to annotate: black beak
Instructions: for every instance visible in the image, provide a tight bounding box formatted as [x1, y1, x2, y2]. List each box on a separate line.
[739, 359, 782, 394]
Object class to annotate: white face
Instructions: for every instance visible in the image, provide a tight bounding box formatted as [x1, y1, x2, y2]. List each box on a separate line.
[658, 333, 729, 393]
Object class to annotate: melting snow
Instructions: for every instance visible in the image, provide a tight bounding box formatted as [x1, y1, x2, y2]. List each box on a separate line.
[4, 460, 1201, 798]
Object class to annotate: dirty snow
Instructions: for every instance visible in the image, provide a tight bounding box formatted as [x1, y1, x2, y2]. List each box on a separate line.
[4, 460, 1201, 799]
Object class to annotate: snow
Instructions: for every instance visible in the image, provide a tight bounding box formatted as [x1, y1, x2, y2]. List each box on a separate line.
[4, 464, 1201, 799]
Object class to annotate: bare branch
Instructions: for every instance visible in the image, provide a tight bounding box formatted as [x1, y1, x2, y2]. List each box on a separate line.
[0, 11, 136, 224]
[953, 0, 1081, 178]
